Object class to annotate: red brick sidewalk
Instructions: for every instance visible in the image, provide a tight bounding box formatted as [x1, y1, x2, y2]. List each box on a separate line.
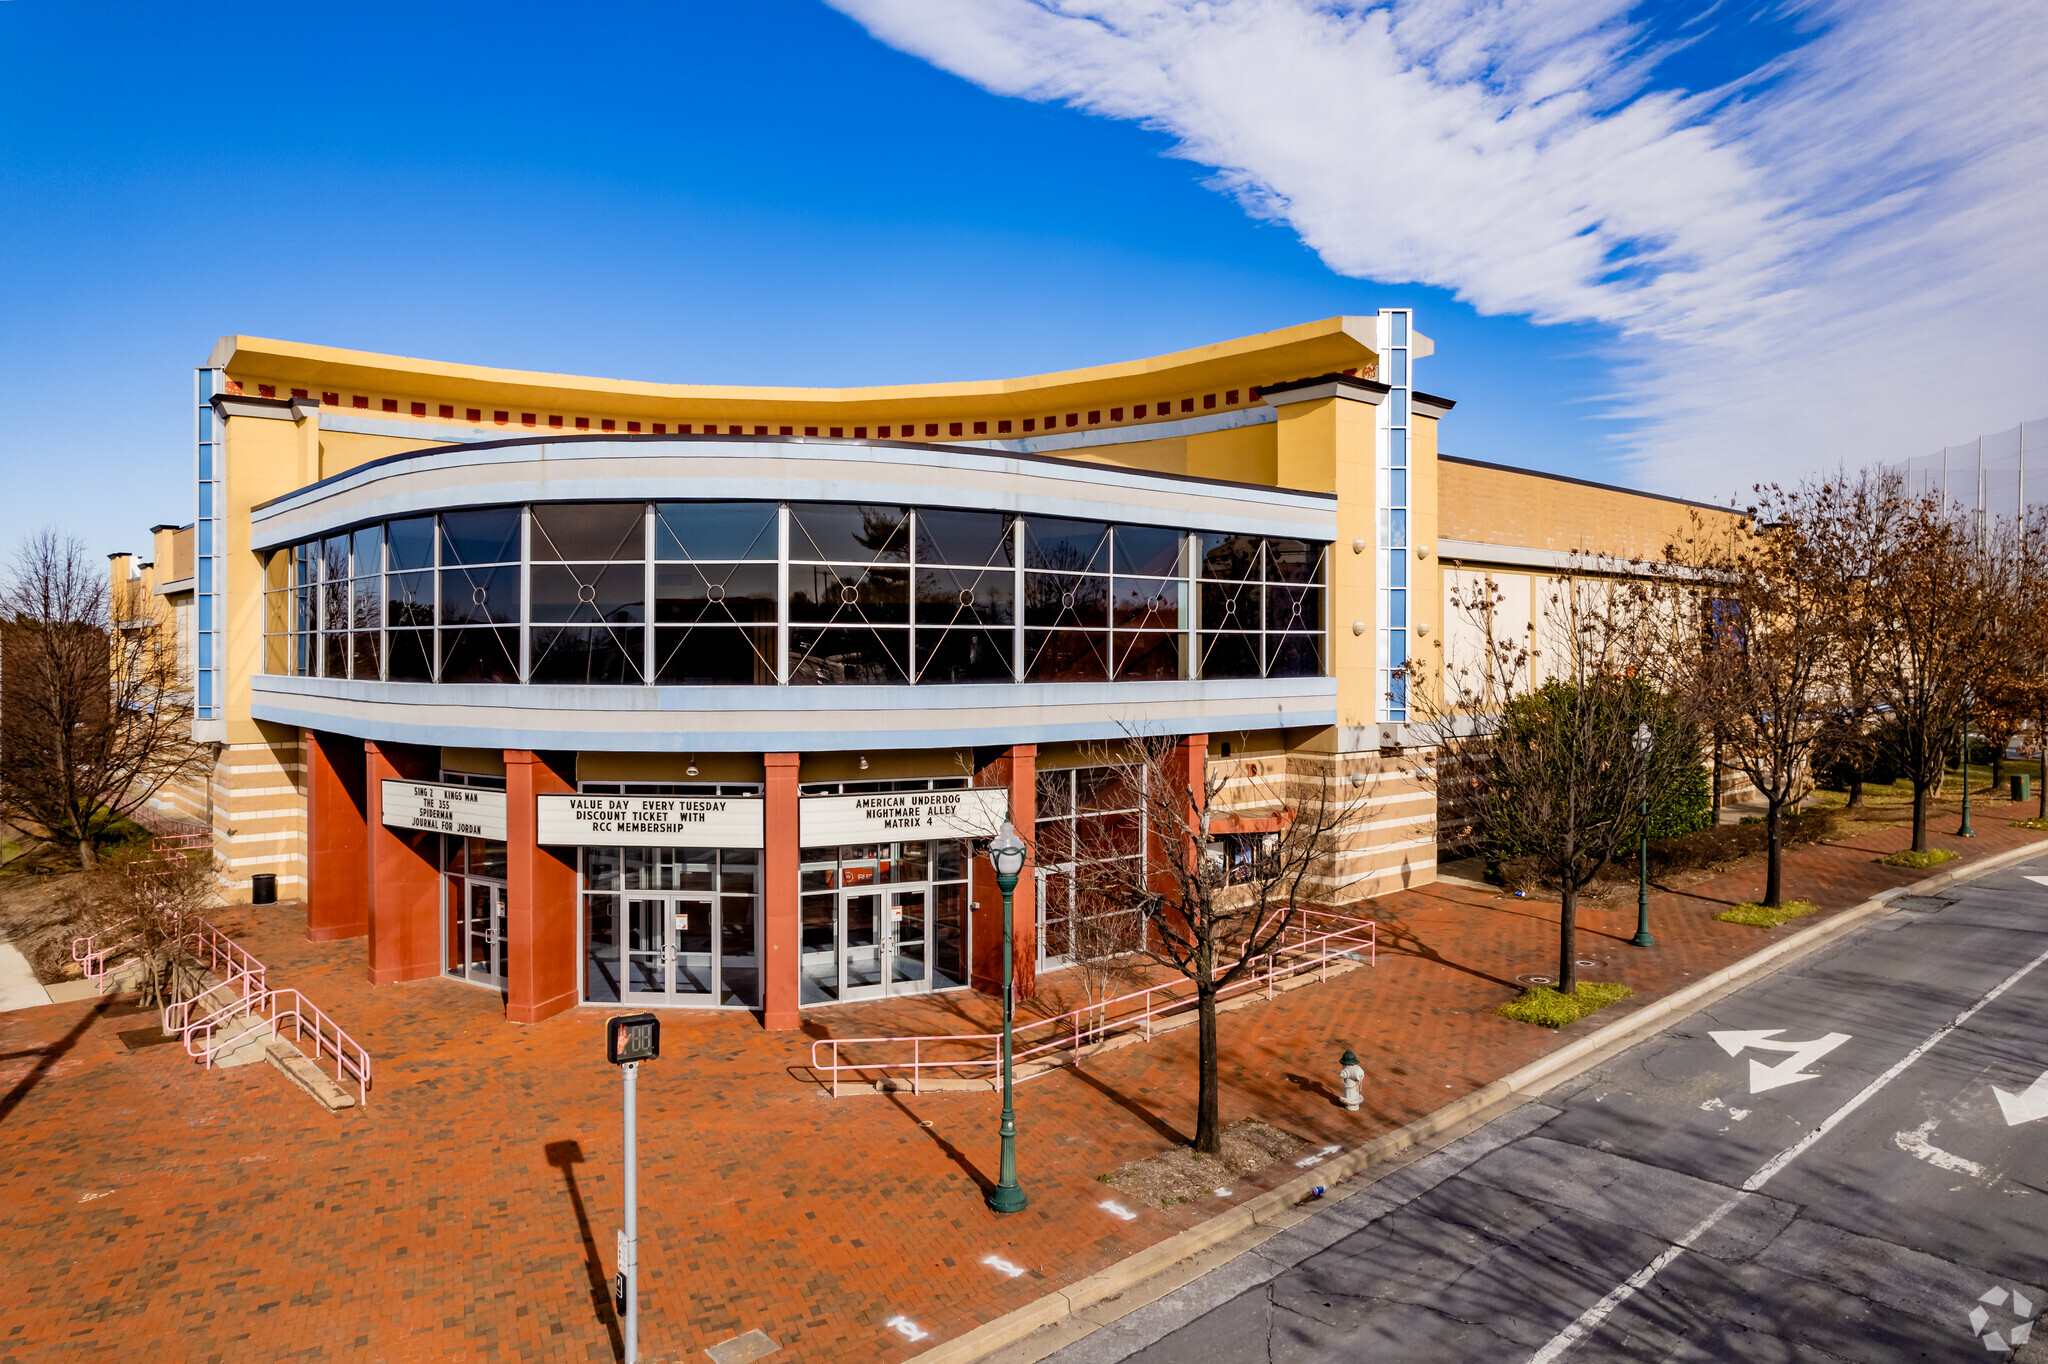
[2, 801, 2038, 1363]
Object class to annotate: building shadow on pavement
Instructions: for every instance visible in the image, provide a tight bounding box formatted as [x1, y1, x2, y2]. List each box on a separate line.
[544, 1139, 624, 1362]
[0, 996, 113, 1127]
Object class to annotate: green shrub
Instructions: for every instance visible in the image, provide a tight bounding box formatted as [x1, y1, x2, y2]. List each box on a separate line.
[1715, 899, 1819, 928]
[1483, 679, 1710, 875]
[1881, 848, 1958, 869]
[1496, 981, 1634, 1028]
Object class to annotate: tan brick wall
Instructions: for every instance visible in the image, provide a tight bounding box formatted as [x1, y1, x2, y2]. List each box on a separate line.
[208, 724, 306, 899]
[1209, 747, 1439, 908]
[1439, 459, 1734, 562]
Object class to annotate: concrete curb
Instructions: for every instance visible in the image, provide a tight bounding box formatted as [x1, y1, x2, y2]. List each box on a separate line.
[908, 837, 2048, 1364]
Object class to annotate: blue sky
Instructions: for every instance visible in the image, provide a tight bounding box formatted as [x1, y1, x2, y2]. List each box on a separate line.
[1, 0, 2041, 560]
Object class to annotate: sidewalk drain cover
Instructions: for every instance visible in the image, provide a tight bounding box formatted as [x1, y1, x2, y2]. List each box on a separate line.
[117, 1027, 179, 1052]
[1515, 974, 1554, 987]
[706, 1329, 780, 1364]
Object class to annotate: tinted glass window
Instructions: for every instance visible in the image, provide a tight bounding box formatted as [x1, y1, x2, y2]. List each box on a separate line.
[916, 510, 1015, 567]
[1267, 538, 1321, 584]
[789, 503, 910, 562]
[350, 525, 383, 576]
[1199, 533, 1261, 580]
[387, 516, 435, 571]
[1112, 525, 1184, 577]
[1025, 518, 1108, 573]
[440, 508, 521, 565]
[654, 502, 779, 561]
[531, 503, 644, 561]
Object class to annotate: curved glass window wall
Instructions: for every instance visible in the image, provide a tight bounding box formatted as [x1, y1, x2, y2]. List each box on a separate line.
[264, 502, 1326, 685]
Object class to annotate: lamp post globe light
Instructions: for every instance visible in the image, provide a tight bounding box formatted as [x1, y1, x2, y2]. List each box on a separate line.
[988, 822, 1029, 1215]
[1632, 722, 1655, 948]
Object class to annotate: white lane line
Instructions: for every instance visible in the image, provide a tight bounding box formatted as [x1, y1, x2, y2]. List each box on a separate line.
[1528, 938, 2048, 1364]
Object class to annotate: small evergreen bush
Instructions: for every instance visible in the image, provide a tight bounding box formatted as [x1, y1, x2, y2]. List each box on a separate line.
[1496, 981, 1634, 1028]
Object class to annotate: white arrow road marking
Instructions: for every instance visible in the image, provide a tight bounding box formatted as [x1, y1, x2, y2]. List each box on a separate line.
[2023, 876, 2048, 887]
[1893, 1118, 1986, 1177]
[1528, 938, 2048, 1364]
[1709, 1029, 1853, 1093]
[1993, 1070, 2048, 1126]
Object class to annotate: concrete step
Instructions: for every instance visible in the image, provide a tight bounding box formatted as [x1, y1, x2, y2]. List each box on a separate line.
[263, 1038, 357, 1111]
[206, 1012, 272, 1068]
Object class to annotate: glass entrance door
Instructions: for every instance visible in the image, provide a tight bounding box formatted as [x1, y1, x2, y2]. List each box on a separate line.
[465, 879, 508, 985]
[623, 894, 739, 1003]
[892, 889, 927, 989]
[798, 839, 971, 1005]
[842, 893, 885, 999]
[835, 888, 934, 1001]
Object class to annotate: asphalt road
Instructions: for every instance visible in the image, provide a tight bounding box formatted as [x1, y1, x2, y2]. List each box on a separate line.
[1047, 860, 2048, 1363]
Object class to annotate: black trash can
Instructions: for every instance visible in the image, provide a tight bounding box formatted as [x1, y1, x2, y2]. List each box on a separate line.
[251, 873, 277, 905]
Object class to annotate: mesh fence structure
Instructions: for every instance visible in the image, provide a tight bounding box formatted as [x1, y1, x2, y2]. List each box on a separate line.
[1895, 420, 2048, 521]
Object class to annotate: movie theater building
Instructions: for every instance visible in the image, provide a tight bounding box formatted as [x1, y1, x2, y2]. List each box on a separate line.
[156, 315, 1707, 1029]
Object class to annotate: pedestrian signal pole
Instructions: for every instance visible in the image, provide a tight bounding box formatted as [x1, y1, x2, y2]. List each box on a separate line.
[608, 1013, 660, 1364]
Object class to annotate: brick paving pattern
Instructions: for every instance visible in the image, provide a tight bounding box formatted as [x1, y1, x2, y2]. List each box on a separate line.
[2, 802, 2039, 1362]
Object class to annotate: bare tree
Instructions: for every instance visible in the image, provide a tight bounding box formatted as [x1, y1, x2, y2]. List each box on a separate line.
[1408, 563, 1702, 994]
[1669, 489, 1845, 908]
[1798, 471, 1898, 812]
[1861, 489, 2006, 851]
[1062, 735, 1362, 1154]
[109, 841, 219, 1010]
[0, 531, 204, 868]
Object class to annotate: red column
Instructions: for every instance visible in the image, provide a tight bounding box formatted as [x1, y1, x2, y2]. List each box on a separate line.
[762, 752, 801, 1030]
[365, 740, 441, 986]
[971, 744, 1038, 1000]
[305, 729, 369, 941]
[505, 750, 579, 1025]
[1176, 735, 1209, 828]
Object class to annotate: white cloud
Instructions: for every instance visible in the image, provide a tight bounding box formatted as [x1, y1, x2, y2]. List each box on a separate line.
[826, 0, 2048, 496]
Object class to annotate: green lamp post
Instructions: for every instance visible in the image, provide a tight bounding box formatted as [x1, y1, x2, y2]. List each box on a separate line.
[1959, 695, 1976, 838]
[987, 821, 1029, 1215]
[1631, 721, 1655, 948]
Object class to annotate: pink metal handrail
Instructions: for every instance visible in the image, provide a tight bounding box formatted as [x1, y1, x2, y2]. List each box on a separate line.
[71, 925, 140, 994]
[180, 987, 372, 1108]
[809, 908, 1377, 1096]
[261, 989, 373, 1108]
[184, 988, 266, 1067]
[160, 914, 267, 1031]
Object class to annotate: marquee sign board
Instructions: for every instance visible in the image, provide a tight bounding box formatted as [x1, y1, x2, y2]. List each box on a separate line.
[537, 794, 766, 849]
[380, 780, 507, 840]
[799, 787, 1008, 847]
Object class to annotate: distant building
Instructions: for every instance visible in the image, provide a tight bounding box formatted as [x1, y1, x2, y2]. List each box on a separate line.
[146, 316, 1711, 1027]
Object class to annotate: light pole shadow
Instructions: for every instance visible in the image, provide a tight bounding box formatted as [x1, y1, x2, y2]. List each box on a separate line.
[545, 1138, 624, 1361]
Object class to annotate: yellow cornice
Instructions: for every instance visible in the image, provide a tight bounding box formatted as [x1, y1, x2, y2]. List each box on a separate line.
[208, 317, 1400, 424]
